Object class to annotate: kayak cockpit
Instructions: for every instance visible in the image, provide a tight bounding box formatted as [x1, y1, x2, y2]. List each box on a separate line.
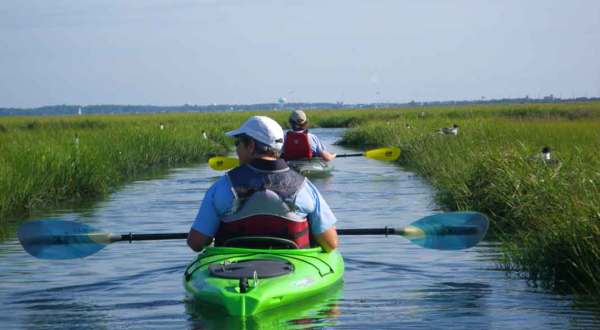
[221, 236, 300, 249]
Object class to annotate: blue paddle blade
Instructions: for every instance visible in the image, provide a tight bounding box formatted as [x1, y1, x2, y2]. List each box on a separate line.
[406, 212, 489, 250]
[18, 220, 110, 259]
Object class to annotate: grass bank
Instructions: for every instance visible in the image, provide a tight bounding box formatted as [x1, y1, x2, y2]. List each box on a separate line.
[0, 113, 238, 236]
[336, 101, 600, 294]
[0, 109, 381, 238]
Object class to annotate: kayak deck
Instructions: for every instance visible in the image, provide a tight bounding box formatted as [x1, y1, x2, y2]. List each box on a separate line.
[184, 246, 344, 317]
[287, 159, 334, 177]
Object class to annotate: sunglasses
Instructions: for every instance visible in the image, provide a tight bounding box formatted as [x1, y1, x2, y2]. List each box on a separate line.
[234, 135, 248, 146]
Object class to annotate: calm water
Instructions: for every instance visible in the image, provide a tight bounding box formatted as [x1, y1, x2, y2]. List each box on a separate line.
[1, 128, 599, 329]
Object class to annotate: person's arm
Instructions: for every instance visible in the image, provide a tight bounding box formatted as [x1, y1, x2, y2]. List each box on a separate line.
[320, 150, 336, 162]
[310, 134, 336, 161]
[297, 180, 339, 252]
[314, 226, 338, 252]
[187, 228, 213, 252]
[187, 176, 232, 252]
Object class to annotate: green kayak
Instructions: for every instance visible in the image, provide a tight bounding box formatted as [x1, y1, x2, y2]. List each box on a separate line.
[183, 242, 344, 317]
[287, 159, 333, 177]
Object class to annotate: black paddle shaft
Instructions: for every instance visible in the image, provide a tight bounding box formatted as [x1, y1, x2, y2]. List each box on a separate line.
[120, 233, 188, 242]
[337, 228, 395, 235]
[120, 229, 399, 242]
[336, 153, 363, 158]
[118, 225, 477, 242]
[119, 230, 395, 241]
[338, 226, 478, 236]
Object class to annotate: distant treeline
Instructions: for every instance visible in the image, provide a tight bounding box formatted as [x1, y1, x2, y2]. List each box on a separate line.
[1, 96, 599, 117]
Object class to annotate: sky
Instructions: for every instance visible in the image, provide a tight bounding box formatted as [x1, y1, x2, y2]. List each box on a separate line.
[1, 0, 599, 108]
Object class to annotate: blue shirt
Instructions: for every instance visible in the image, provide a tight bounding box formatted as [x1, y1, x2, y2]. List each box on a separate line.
[283, 130, 328, 157]
[191, 175, 337, 237]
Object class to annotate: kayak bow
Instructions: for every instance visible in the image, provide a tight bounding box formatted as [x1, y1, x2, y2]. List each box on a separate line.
[183, 245, 344, 317]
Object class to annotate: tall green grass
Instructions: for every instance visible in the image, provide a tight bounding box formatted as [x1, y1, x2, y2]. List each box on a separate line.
[0, 113, 240, 236]
[338, 101, 600, 294]
[0, 109, 379, 237]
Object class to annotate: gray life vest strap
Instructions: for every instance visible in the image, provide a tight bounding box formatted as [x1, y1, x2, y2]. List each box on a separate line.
[223, 162, 307, 223]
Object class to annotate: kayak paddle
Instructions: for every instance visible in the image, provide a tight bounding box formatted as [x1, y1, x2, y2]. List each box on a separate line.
[208, 147, 401, 171]
[337, 211, 488, 250]
[208, 156, 240, 171]
[336, 146, 400, 161]
[18, 212, 488, 260]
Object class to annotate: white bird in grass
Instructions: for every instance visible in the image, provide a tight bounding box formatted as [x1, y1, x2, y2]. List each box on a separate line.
[439, 124, 459, 136]
[541, 146, 552, 161]
[529, 146, 561, 167]
[540, 146, 561, 166]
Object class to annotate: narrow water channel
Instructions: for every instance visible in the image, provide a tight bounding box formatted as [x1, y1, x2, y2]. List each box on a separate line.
[1, 128, 599, 329]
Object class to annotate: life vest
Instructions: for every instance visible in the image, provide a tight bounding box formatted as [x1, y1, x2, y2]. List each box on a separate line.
[214, 160, 311, 248]
[283, 130, 312, 161]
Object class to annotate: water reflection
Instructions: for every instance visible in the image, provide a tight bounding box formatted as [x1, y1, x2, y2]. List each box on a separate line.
[22, 299, 110, 330]
[415, 281, 492, 327]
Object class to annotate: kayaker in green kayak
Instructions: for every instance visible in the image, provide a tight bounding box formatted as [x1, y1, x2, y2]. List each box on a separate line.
[187, 115, 339, 252]
[282, 110, 337, 162]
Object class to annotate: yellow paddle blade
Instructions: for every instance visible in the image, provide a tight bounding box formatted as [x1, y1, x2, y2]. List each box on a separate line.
[208, 156, 239, 171]
[363, 147, 401, 161]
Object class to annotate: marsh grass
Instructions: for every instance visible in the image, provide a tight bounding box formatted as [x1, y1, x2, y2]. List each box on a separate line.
[337, 101, 600, 294]
[0, 113, 243, 236]
[3, 103, 600, 294]
[0, 108, 386, 238]
[0, 109, 370, 237]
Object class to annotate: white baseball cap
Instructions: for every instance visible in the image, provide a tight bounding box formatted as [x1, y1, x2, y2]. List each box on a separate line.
[225, 116, 284, 151]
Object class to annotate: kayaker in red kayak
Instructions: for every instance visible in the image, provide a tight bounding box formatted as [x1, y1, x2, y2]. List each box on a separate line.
[187, 116, 339, 252]
[282, 110, 336, 162]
